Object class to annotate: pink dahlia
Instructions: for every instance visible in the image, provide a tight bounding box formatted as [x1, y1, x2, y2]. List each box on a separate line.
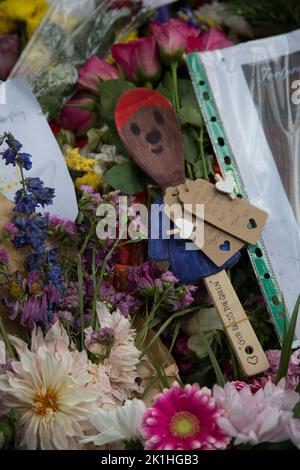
[142, 382, 230, 450]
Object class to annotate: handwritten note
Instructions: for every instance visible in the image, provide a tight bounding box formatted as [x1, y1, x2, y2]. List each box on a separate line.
[178, 179, 268, 244]
[204, 270, 270, 376]
[0, 78, 78, 220]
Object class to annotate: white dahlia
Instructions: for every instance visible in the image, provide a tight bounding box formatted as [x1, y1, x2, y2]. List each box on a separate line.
[97, 302, 141, 403]
[85, 302, 142, 405]
[0, 324, 98, 450]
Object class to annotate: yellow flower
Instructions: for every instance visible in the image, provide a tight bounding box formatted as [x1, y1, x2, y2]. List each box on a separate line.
[194, 14, 218, 29]
[65, 148, 96, 173]
[0, 0, 48, 37]
[9, 280, 22, 298]
[30, 283, 42, 295]
[75, 173, 102, 192]
[106, 30, 138, 64]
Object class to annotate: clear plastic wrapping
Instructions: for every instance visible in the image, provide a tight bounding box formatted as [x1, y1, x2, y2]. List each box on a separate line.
[9, 0, 152, 118]
[199, 28, 300, 337]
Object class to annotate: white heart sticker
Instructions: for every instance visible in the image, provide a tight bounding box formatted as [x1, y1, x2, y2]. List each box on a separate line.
[215, 175, 235, 195]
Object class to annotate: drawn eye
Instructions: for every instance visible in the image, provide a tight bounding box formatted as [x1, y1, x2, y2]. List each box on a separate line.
[130, 122, 141, 135]
[154, 110, 164, 125]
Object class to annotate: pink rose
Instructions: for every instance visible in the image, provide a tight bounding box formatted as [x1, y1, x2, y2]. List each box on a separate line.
[151, 18, 199, 63]
[60, 92, 95, 135]
[0, 35, 19, 80]
[78, 56, 119, 95]
[112, 36, 161, 84]
[186, 28, 233, 53]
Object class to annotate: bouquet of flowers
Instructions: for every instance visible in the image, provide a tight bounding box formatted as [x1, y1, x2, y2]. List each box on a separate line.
[0, 0, 300, 452]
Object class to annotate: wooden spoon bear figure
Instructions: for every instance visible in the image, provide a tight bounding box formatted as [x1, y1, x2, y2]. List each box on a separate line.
[115, 88, 269, 376]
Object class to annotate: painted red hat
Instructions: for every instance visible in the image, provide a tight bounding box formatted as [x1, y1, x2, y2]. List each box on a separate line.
[115, 88, 172, 131]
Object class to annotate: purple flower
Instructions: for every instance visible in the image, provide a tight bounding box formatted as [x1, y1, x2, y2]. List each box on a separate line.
[0, 134, 22, 166]
[161, 270, 178, 283]
[172, 285, 197, 311]
[127, 262, 161, 293]
[18, 153, 32, 170]
[99, 281, 140, 317]
[264, 349, 300, 390]
[14, 192, 37, 215]
[3, 222, 18, 234]
[0, 248, 8, 264]
[46, 213, 77, 237]
[85, 326, 115, 356]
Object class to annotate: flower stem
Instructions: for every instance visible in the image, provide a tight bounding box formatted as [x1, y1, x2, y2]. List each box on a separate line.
[139, 306, 200, 359]
[170, 61, 180, 112]
[77, 254, 85, 350]
[0, 317, 16, 360]
[18, 162, 27, 194]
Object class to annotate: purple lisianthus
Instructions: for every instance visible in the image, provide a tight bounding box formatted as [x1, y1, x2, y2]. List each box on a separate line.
[127, 261, 161, 293]
[99, 281, 140, 317]
[171, 285, 197, 311]
[161, 270, 178, 284]
[46, 213, 77, 237]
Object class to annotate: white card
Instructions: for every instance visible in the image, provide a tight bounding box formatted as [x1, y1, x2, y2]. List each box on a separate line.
[199, 28, 300, 337]
[143, 0, 176, 10]
[0, 77, 78, 220]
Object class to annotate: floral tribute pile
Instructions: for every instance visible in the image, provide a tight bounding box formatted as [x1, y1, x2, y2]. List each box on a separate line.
[0, 0, 300, 451]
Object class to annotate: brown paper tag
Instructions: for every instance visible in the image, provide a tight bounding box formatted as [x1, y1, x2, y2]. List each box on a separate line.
[178, 179, 268, 244]
[204, 270, 270, 376]
[164, 187, 244, 266]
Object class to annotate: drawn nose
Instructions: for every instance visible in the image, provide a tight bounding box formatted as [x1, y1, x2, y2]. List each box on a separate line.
[146, 129, 161, 145]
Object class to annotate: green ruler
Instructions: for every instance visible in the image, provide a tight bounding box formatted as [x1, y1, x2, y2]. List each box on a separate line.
[186, 52, 287, 342]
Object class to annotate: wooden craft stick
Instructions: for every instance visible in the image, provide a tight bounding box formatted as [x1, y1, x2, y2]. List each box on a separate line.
[204, 269, 269, 376]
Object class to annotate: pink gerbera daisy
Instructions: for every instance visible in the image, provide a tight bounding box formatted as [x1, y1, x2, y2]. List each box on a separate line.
[141, 382, 230, 450]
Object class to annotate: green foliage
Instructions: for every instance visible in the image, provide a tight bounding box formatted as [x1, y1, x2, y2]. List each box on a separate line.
[276, 295, 300, 383]
[183, 131, 198, 164]
[227, 0, 300, 35]
[104, 161, 149, 194]
[99, 79, 135, 126]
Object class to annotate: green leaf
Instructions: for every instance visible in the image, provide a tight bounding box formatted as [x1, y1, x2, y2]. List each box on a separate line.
[178, 106, 202, 127]
[185, 308, 223, 360]
[99, 79, 135, 125]
[276, 295, 300, 383]
[198, 330, 226, 387]
[147, 185, 162, 200]
[293, 401, 300, 418]
[177, 78, 198, 107]
[188, 331, 219, 359]
[193, 153, 214, 179]
[104, 161, 148, 194]
[155, 83, 172, 102]
[184, 307, 223, 335]
[183, 131, 199, 164]
[87, 127, 107, 152]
